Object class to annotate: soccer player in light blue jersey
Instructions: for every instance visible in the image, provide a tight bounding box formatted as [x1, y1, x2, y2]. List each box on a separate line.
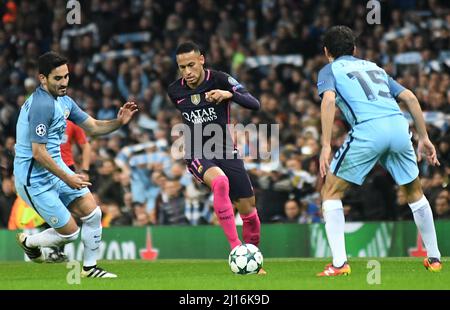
[316, 26, 442, 276]
[14, 52, 138, 278]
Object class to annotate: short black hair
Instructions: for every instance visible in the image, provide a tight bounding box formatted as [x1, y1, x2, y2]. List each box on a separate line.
[323, 26, 356, 59]
[175, 41, 201, 55]
[38, 52, 68, 77]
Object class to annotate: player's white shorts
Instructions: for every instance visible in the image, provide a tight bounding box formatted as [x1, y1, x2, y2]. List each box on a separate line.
[330, 114, 419, 185]
[15, 163, 90, 229]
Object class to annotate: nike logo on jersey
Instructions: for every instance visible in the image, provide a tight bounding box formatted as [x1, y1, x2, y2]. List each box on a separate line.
[177, 98, 186, 104]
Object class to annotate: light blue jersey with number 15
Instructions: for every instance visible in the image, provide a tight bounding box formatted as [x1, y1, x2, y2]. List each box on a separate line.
[316, 56, 419, 186]
[317, 55, 405, 127]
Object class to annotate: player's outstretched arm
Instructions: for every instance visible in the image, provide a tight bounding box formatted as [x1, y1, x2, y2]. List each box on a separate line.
[32, 143, 91, 189]
[80, 102, 138, 136]
[231, 91, 260, 110]
[397, 89, 440, 166]
[319, 90, 337, 178]
[397, 90, 429, 140]
[205, 89, 260, 110]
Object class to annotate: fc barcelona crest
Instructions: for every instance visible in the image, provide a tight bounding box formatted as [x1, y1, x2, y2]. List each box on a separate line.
[191, 94, 201, 105]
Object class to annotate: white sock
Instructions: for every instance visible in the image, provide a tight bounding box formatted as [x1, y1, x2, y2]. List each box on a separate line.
[81, 207, 102, 267]
[409, 196, 441, 260]
[323, 200, 347, 267]
[26, 228, 79, 248]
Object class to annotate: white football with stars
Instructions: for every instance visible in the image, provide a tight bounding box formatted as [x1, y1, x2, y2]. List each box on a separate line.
[228, 244, 263, 275]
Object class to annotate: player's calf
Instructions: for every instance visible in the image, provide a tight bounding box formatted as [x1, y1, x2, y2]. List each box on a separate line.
[240, 208, 261, 247]
[80, 206, 102, 267]
[211, 176, 241, 249]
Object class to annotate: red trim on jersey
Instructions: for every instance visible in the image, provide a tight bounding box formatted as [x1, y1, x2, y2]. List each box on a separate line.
[181, 78, 185, 86]
[191, 160, 199, 170]
[194, 159, 201, 168]
[206, 69, 211, 81]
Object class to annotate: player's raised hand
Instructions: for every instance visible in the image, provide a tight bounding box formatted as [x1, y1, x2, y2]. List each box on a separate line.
[65, 174, 92, 190]
[118, 102, 138, 125]
[205, 90, 232, 104]
[319, 145, 332, 178]
[417, 138, 440, 166]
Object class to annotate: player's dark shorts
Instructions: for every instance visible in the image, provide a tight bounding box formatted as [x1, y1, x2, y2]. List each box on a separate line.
[186, 158, 254, 201]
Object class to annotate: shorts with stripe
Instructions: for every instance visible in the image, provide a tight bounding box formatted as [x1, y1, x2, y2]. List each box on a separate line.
[15, 162, 90, 229]
[330, 114, 419, 186]
[185, 158, 254, 201]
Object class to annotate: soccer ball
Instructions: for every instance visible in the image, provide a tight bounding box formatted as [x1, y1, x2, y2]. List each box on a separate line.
[228, 244, 263, 275]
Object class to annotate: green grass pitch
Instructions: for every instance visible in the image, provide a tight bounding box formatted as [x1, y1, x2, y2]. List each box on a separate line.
[0, 258, 448, 290]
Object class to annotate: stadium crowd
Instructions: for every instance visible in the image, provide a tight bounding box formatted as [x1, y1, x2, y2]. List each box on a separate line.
[0, 0, 449, 229]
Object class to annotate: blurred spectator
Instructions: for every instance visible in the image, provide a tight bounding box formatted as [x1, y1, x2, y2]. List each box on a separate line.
[97, 98, 117, 120]
[434, 189, 450, 219]
[96, 159, 124, 206]
[272, 199, 300, 223]
[5, 71, 23, 105]
[184, 181, 212, 225]
[285, 157, 316, 200]
[24, 77, 37, 97]
[424, 170, 447, 207]
[154, 179, 188, 225]
[102, 202, 133, 227]
[0, 177, 15, 227]
[271, 199, 317, 224]
[133, 204, 152, 226]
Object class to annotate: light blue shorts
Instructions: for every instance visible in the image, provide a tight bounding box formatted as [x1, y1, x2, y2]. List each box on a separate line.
[15, 164, 90, 229]
[330, 114, 419, 186]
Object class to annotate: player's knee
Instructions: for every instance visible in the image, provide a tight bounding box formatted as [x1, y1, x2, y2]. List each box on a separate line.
[406, 191, 423, 204]
[321, 179, 345, 200]
[211, 175, 230, 195]
[321, 182, 335, 200]
[58, 227, 80, 244]
[320, 186, 328, 199]
[81, 206, 102, 226]
[402, 178, 423, 203]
